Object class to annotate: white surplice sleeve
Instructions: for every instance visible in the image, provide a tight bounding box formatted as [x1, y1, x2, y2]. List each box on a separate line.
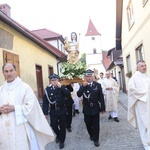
[15, 105, 27, 125]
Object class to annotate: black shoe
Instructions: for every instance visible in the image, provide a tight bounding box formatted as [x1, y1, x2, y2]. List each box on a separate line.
[67, 128, 72, 132]
[75, 110, 79, 114]
[90, 137, 94, 141]
[94, 141, 100, 147]
[73, 111, 75, 116]
[56, 136, 59, 143]
[59, 143, 64, 149]
[108, 115, 112, 120]
[114, 117, 119, 122]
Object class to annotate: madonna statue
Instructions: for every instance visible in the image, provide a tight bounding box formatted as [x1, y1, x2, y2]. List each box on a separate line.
[64, 32, 79, 64]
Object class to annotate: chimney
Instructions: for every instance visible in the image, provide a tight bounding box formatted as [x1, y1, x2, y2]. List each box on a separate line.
[0, 4, 11, 17]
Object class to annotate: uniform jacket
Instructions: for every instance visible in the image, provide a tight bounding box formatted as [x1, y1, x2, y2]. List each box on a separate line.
[43, 85, 71, 116]
[77, 81, 105, 115]
[65, 84, 74, 106]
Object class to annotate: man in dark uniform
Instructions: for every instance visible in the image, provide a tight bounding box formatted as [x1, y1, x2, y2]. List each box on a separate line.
[65, 83, 74, 132]
[42, 73, 71, 149]
[77, 69, 105, 147]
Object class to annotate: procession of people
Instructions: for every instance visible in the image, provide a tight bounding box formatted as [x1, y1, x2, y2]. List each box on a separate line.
[0, 32, 148, 150]
[1, 61, 149, 150]
[0, 32, 120, 150]
[41, 67, 121, 149]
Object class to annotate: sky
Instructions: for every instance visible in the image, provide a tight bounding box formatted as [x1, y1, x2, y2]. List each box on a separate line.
[0, 0, 116, 52]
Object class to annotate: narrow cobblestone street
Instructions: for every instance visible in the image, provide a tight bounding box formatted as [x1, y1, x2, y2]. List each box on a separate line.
[45, 92, 144, 150]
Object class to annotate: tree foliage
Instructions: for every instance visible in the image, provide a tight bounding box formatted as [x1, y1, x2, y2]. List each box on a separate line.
[79, 53, 86, 65]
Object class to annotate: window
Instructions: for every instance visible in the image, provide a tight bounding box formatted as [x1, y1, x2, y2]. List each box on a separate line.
[0, 28, 13, 50]
[136, 44, 144, 61]
[3, 50, 20, 76]
[126, 55, 132, 72]
[110, 53, 113, 62]
[91, 37, 95, 40]
[61, 44, 65, 53]
[93, 48, 97, 54]
[127, 1, 135, 28]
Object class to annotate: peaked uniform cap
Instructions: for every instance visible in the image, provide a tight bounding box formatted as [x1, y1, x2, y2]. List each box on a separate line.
[49, 73, 59, 79]
[85, 69, 94, 76]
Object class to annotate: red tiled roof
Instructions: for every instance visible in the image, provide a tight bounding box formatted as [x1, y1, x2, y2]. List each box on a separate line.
[102, 51, 111, 70]
[85, 19, 101, 36]
[31, 29, 61, 39]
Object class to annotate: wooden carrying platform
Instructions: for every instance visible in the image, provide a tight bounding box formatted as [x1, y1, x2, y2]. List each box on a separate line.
[60, 77, 84, 85]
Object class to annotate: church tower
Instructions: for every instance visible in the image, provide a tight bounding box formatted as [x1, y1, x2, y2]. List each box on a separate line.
[85, 18, 105, 74]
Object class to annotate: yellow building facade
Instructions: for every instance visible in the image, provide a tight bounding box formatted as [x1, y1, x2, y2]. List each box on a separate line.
[122, 0, 150, 90]
[0, 7, 66, 100]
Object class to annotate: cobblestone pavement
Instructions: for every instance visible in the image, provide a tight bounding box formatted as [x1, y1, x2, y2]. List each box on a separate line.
[45, 92, 144, 150]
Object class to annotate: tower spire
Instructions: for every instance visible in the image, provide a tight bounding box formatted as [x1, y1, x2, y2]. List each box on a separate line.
[85, 19, 101, 36]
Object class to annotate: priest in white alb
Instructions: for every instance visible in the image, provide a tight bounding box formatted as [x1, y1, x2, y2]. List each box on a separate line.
[128, 60, 150, 150]
[0, 63, 55, 150]
[101, 71, 120, 122]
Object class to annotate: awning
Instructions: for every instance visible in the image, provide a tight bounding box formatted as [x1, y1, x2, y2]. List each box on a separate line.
[107, 57, 123, 70]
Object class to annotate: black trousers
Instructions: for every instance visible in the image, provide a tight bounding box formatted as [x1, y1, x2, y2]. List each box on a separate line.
[50, 114, 66, 143]
[84, 114, 100, 142]
[66, 105, 73, 128]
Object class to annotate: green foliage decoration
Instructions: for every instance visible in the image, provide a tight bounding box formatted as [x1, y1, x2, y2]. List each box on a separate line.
[60, 61, 87, 79]
[126, 71, 132, 78]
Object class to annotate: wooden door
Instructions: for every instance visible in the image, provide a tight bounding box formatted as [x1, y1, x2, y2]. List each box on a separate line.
[48, 66, 53, 84]
[36, 65, 44, 100]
